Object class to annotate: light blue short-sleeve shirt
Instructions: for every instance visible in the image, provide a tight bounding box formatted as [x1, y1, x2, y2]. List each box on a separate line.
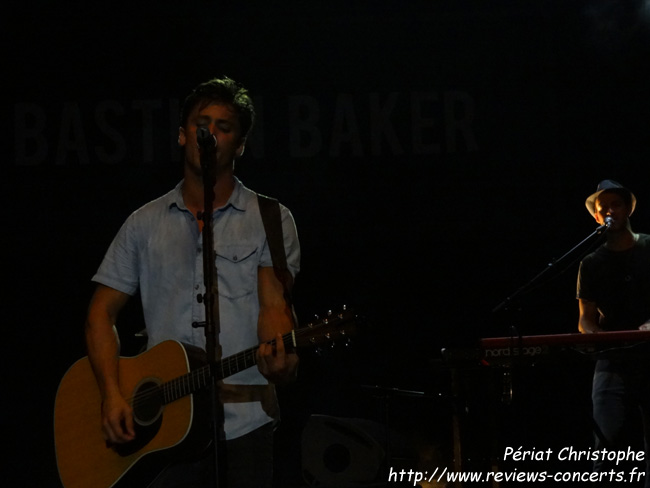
[92, 177, 300, 439]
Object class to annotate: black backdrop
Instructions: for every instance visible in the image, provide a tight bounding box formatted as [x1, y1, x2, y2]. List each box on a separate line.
[5, 1, 650, 486]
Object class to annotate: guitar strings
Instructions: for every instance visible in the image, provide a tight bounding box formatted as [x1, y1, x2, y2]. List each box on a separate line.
[127, 336, 282, 407]
[127, 315, 353, 409]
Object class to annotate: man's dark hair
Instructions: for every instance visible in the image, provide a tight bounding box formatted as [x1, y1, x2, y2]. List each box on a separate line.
[180, 77, 255, 139]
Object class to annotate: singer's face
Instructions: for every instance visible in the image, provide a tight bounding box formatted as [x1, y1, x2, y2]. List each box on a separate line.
[595, 192, 631, 228]
[179, 102, 245, 175]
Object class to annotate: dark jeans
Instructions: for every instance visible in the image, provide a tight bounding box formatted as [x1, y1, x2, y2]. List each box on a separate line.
[149, 422, 275, 488]
[592, 359, 650, 488]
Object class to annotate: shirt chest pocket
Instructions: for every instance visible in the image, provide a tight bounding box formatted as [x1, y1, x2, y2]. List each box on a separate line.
[215, 244, 258, 299]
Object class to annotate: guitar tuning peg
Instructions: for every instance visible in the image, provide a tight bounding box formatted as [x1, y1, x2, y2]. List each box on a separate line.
[314, 346, 323, 356]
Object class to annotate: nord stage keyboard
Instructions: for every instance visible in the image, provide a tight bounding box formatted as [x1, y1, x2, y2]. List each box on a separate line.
[442, 329, 650, 364]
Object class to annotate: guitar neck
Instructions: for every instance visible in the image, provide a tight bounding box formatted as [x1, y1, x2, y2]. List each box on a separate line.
[162, 332, 296, 404]
[214, 331, 296, 380]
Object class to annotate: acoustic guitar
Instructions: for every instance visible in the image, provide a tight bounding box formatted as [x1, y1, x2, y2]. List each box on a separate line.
[54, 308, 356, 488]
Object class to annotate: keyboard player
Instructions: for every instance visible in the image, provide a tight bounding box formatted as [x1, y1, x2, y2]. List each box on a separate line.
[577, 180, 650, 486]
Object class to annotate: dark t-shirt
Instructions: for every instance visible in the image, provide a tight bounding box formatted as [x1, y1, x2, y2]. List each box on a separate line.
[577, 233, 650, 331]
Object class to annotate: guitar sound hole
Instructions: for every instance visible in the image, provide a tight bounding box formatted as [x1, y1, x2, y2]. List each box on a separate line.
[132, 379, 164, 426]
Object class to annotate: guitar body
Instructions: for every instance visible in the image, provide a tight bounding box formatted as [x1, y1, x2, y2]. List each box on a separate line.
[54, 340, 209, 488]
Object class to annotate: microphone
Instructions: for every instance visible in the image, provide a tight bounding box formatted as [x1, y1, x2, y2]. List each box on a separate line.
[196, 127, 217, 175]
[597, 216, 613, 233]
[196, 127, 217, 153]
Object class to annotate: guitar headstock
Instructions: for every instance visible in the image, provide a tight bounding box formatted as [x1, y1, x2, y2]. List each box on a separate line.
[294, 306, 358, 349]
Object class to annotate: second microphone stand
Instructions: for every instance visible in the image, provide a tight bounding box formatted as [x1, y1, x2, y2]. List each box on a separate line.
[492, 221, 610, 314]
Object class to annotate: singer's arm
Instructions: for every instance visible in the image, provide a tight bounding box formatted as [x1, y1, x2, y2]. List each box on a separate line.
[578, 298, 602, 334]
[85, 284, 136, 444]
[256, 267, 299, 385]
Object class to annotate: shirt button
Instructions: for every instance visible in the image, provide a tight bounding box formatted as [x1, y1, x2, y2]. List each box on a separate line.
[233, 255, 238, 261]
[197, 247, 202, 253]
[195, 284, 200, 290]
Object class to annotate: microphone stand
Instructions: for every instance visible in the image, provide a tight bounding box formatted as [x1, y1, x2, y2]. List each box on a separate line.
[492, 222, 609, 314]
[196, 127, 226, 487]
[488, 222, 609, 428]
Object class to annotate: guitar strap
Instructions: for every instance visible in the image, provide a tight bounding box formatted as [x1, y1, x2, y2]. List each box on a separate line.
[257, 194, 297, 325]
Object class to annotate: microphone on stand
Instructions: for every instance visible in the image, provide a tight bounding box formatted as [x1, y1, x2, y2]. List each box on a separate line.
[197, 127, 218, 175]
[195, 124, 224, 488]
[197, 127, 217, 153]
[597, 216, 613, 233]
